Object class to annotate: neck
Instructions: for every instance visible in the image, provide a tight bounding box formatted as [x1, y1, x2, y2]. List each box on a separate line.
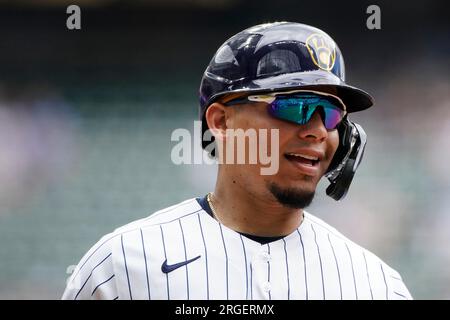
[212, 167, 304, 237]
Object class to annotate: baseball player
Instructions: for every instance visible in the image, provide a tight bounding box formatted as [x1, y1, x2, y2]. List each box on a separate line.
[62, 22, 412, 300]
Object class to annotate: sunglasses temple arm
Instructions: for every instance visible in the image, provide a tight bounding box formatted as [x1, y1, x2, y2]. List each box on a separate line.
[247, 96, 276, 103]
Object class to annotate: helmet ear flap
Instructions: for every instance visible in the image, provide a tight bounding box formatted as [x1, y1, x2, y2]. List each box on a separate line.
[325, 118, 368, 201]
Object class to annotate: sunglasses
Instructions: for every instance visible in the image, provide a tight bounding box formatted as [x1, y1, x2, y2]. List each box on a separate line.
[224, 90, 347, 130]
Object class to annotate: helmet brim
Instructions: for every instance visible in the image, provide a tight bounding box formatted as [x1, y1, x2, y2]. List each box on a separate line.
[249, 70, 374, 113]
[299, 83, 374, 113]
[208, 70, 374, 113]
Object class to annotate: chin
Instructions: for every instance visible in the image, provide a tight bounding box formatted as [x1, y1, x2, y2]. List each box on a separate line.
[266, 181, 316, 209]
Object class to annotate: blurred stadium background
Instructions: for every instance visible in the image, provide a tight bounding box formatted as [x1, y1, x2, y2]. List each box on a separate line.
[0, 0, 449, 299]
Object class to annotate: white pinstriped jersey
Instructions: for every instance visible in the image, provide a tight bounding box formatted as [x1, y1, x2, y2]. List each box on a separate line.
[62, 197, 412, 300]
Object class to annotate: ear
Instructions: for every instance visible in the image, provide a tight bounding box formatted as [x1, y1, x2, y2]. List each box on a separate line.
[205, 102, 230, 144]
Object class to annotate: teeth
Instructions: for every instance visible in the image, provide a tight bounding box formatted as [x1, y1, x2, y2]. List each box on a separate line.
[287, 153, 319, 161]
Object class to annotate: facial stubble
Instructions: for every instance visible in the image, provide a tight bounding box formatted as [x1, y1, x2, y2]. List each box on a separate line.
[267, 180, 315, 209]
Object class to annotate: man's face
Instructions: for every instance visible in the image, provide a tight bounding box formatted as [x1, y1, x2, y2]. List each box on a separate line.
[220, 99, 339, 209]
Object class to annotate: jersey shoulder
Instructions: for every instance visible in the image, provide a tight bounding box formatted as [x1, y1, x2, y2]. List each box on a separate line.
[303, 211, 413, 300]
[304, 210, 383, 259]
[62, 231, 119, 300]
[62, 197, 203, 300]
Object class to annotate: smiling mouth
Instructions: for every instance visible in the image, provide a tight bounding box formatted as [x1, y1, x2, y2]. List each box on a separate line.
[284, 152, 320, 167]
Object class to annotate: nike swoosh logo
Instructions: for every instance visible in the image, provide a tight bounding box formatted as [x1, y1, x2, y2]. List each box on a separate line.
[161, 255, 201, 274]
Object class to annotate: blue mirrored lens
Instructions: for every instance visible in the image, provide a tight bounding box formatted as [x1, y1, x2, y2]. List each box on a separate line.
[268, 95, 345, 129]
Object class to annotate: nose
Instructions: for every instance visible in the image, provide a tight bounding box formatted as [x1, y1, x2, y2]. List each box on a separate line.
[297, 110, 328, 142]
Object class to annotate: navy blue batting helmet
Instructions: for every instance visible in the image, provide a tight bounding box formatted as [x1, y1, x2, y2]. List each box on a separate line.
[199, 22, 373, 151]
